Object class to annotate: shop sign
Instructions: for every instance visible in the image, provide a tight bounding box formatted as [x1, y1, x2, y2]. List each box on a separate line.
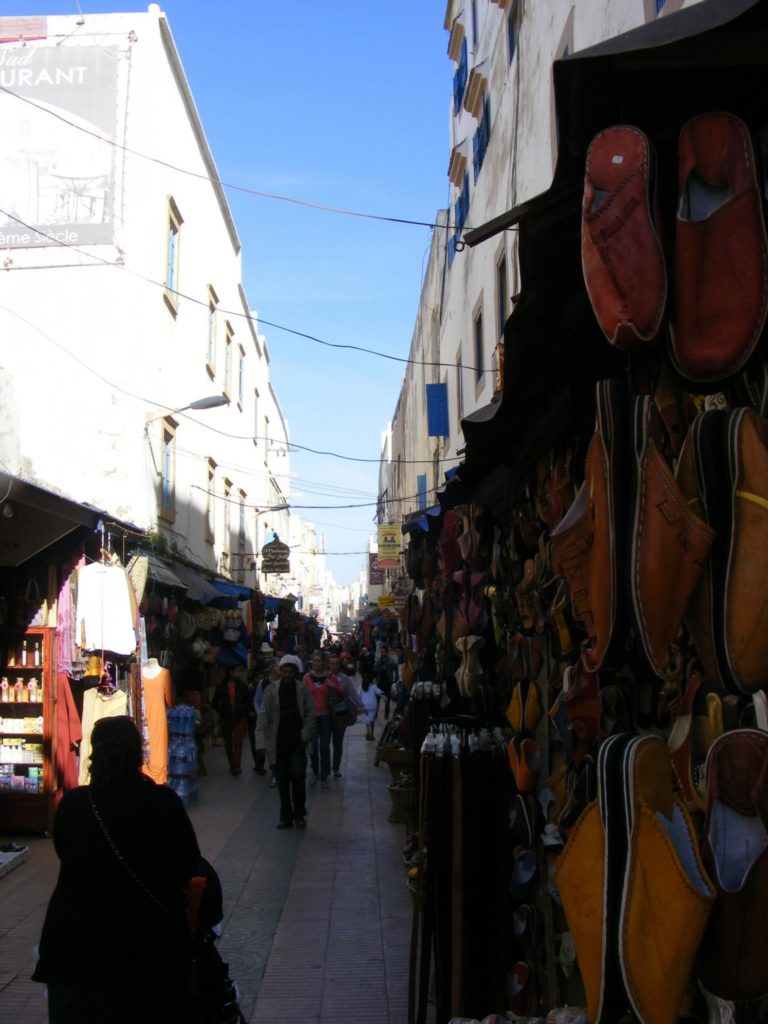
[260, 537, 291, 575]
[369, 552, 384, 585]
[377, 524, 401, 569]
[0, 44, 118, 247]
[393, 595, 406, 610]
[378, 595, 395, 609]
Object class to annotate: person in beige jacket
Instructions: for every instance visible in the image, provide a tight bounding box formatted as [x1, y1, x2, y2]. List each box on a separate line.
[255, 654, 316, 829]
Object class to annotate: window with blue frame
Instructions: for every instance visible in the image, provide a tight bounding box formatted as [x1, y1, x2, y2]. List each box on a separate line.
[473, 93, 491, 182]
[454, 172, 470, 236]
[474, 309, 484, 382]
[426, 382, 449, 437]
[508, 1, 517, 64]
[448, 234, 457, 267]
[453, 38, 468, 113]
[417, 474, 428, 510]
[161, 423, 175, 519]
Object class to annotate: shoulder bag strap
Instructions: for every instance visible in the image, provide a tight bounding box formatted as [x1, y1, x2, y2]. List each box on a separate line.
[87, 788, 171, 916]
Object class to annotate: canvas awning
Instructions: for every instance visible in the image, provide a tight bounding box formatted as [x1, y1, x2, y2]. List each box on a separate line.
[212, 579, 253, 600]
[167, 562, 221, 604]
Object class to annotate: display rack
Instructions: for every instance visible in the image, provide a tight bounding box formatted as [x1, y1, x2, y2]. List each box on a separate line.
[0, 627, 56, 833]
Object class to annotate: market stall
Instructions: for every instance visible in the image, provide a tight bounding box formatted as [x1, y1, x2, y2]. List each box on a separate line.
[386, 3, 768, 1021]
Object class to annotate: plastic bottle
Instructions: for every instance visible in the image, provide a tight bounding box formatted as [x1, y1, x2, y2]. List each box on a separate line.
[14, 678, 24, 703]
[27, 678, 38, 703]
[0, 678, 8, 702]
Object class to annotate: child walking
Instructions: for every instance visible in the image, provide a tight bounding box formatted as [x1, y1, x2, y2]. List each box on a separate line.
[358, 675, 385, 741]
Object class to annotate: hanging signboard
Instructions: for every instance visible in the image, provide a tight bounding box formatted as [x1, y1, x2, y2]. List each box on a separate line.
[0, 43, 119, 248]
[369, 552, 384, 585]
[377, 595, 395, 609]
[260, 536, 290, 575]
[377, 524, 401, 569]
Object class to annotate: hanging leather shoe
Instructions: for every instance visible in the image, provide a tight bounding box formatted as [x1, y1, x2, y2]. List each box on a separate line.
[670, 112, 768, 385]
[581, 124, 667, 348]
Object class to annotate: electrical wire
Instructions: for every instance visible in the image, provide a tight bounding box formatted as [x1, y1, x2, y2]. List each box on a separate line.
[171, 443, 379, 501]
[190, 483, 439, 512]
[0, 206, 493, 377]
[0, 83, 462, 233]
[0, 300, 463, 467]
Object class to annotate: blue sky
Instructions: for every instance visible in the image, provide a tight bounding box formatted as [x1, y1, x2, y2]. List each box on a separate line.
[9, 0, 453, 588]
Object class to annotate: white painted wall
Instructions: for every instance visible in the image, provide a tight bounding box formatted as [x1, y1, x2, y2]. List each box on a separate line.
[381, 0, 705, 517]
[0, 9, 295, 591]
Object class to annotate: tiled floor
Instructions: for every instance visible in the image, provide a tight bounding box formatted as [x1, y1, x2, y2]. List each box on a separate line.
[0, 718, 419, 1024]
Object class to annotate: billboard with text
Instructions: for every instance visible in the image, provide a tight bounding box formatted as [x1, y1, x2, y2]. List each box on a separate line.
[0, 43, 118, 247]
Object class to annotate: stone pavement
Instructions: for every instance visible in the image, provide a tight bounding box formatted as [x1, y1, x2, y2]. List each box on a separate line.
[0, 717, 421, 1024]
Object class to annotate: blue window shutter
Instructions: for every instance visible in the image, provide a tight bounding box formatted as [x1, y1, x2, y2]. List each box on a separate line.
[417, 474, 428, 510]
[426, 383, 449, 437]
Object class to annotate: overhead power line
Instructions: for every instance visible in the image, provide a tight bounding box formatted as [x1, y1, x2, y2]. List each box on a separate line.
[0, 206, 494, 377]
[0, 300, 463, 467]
[0, 84, 459, 232]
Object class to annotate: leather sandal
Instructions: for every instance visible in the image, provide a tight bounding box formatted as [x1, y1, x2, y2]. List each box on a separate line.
[582, 124, 667, 347]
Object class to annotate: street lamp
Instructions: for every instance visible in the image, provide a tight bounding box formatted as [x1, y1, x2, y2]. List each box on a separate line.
[145, 394, 228, 422]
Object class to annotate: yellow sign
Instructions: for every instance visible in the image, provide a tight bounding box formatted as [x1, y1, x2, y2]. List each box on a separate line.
[377, 523, 401, 568]
[377, 595, 395, 609]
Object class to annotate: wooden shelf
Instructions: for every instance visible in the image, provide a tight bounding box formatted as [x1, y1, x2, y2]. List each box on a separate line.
[0, 627, 55, 833]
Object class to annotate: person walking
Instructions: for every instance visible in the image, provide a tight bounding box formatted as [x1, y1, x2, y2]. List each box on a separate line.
[32, 716, 202, 1024]
[303, 650, 333, 788]
[255, 654, 316, 829]
[211, 662, 250, 776]
[327, 653, 364, 778]
[374, 642, 399, 719]
[358, 675, 386, 741]
[255, 654, 283, 786]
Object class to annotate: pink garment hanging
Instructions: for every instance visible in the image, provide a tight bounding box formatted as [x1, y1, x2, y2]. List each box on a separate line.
[54, 672, 82, 803]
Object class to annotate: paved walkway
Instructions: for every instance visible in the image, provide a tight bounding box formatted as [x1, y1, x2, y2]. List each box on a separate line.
[0, 717, 417, 1024]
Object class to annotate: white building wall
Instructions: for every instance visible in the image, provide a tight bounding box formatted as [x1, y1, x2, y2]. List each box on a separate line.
[0, 9, 291, 589]
[382, 0, 706, 509]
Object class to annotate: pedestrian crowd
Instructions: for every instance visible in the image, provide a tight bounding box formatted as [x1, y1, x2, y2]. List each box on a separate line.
[32, 628, 408, 1022]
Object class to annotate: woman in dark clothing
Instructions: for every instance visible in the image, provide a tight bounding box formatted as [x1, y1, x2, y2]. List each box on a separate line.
[211, 662, 251, 775]
[33, 716, 201, 1024]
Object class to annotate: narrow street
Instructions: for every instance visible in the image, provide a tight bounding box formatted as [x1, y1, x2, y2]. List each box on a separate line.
[0, 717, 417, 1024]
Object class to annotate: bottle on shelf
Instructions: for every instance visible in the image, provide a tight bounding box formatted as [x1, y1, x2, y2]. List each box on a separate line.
[33, 641, 41, 668]
[28, 678, 38, 703]
[20, 640, 28, 667]
[0, 677, 7, 702]
[14, 678, 24, 703]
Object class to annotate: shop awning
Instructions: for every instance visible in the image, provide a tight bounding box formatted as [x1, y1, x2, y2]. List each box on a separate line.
[0, 472, 143, 567]
[401, 506, 441, 535]
[145, 555, 186, 589]
[167, 562, 222, 604]
[212, 579, 253, 600]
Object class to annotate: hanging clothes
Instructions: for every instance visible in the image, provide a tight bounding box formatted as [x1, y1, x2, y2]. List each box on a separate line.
[77, 687, 128, 785]
[141, 663, 173, 785]
[54, 673, 82, 800]
[76, 563, 137, 656]
[57, 556, 89, 679]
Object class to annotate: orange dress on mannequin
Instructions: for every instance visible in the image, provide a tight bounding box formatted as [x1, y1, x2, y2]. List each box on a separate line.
[141, 662, 172, 784]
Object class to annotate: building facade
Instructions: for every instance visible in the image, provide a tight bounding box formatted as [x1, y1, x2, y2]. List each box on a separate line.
[0, 8, 320, 596]
[378, 0, 701, 544]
